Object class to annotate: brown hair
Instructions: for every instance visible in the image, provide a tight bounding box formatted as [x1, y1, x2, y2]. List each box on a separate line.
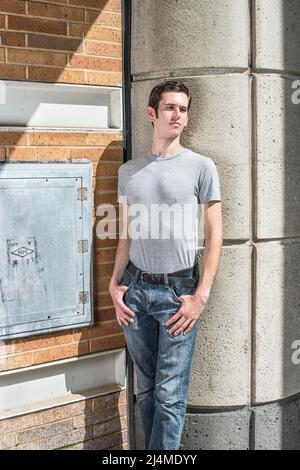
[148, 80, 192, 120]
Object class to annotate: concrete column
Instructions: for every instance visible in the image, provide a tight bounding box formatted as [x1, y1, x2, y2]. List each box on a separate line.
[131, 0, 300, 449]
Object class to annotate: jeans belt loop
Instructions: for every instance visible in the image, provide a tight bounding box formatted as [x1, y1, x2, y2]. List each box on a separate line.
[133, 268, 140, 282]
[163, 273, 169, 286]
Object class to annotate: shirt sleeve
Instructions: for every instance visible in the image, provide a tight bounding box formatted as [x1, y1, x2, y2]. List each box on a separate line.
[197, 158, 221, 204]
[117, 165, 128, 204]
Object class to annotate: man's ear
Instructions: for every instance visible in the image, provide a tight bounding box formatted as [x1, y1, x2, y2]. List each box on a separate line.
[146, 105, 156, 124]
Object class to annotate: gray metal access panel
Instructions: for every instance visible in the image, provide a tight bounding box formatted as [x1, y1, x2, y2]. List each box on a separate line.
[0, 162, 93, 340]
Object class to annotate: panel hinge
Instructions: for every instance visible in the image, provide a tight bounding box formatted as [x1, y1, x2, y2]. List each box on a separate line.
[77, 187, 88, 201]
[79, 291, 89, 304]
[78, 240, 88, 253]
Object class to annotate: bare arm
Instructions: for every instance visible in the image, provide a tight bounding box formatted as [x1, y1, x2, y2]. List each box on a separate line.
[164, 200, 223, 336]
[194, 200, 223, 304]
[109, 204, 135, 326]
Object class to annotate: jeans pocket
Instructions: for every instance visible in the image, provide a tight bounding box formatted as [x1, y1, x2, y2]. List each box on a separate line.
[122, 269, 135, 303]
[170, 284, 196, 301]
[121, 268, 134, 288]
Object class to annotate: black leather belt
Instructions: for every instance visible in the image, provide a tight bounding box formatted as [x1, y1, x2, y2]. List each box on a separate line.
[126, 260, 199, 288]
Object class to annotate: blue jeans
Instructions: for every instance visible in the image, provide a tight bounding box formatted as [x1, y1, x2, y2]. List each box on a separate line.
[121, 265, 200, 450]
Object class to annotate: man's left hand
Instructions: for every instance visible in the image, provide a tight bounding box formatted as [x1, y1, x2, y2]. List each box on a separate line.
[164, 293, 208, 336]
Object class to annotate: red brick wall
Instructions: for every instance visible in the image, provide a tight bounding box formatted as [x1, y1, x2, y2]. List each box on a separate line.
[1, 390, 127, 450]
[0, 0, 124, 371]
[0, 0, 122, 85]
[0, 1, 127, 450]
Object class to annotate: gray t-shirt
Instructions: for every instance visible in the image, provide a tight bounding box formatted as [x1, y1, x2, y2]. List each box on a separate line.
[117, 148, 221, 273]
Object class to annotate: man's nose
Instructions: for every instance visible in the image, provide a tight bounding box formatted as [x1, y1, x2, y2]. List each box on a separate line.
[173, 107, 180, 118]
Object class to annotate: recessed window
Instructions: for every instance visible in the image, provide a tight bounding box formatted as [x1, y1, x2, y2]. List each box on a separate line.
[0, 80, 122, 130]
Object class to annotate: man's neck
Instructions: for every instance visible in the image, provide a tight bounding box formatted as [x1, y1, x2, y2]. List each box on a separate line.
[150, 140, 185, 158]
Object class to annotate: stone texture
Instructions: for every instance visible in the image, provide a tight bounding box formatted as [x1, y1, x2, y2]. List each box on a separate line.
[254, 243, 300, 403]
[132, 75, 251, 241]
[254, 396, 300, 450]
[189, 246, 251, 407]
[255, 75, 300, 239]
[181, 410, 251, 450]
[132, 0, 249, 75]
[255, 0, 300, 74]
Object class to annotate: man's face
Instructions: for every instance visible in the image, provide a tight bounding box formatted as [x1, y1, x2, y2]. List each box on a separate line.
[147, 91, 189, 138]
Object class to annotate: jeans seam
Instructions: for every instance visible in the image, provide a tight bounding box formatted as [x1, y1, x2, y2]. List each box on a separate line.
[172, 334, 196, 449]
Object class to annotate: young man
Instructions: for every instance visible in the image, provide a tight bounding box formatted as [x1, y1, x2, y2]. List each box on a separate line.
[109, 80, 223, 450]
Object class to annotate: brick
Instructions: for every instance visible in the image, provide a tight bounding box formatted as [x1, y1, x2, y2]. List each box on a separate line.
[71, 329, 91, 343]
[0, 48, 4, 62]
[68, 22, 86, 38]
[13, 331, 74, 354]
[70, 148, 102, 161]
[0, 31, 26, 47]
[90, 334, 125, 353]
[0, 132, 27, 145]
[95, 192, 118, 206]
[28, 34, 83, 53]
[8, 147, 70, 161]
[70, 147, 123, 163]
[0, 15, 5, 29]
[110, 443, 128, 450]
[94, 308, 116, 322]
[94, 162, 122, 177]
[69, 23, 121, 43]
[74, 402, 126, 428]
[18, 418, 74, 445]
[7, 147, 33, 161]
[62, 430, 127, 450]
[94, 415, 127, 438]
[86, 133, 122, 146]
[89, 321, 121, 338]
[2, 351, 35, 371]
[94, 230, 120, 246]
[0, 147, 5, 160]
[32, 341, 89, 364]
[69, 0, 121, 11]
[0, 400, 92, 435]
[87, 10, 121, 28]
[85, 41, 122, 58]
[0, 339, 14, 355]
[9, 442, 38, 450]
[29, 132, 87, 146]
[94, 261, 114, 276]
[39, 426, 93, 450]
[0, 0, 25, 14]
[93, 390, 126, 412]
[95, 291, 113, 307]
[7, 48, 67, 66]
[0, 63, 26, 80]
[0, 432, 17, 450]
[29, 147, 70, 161]
[86, 70, 122, 86]
[33, 0, 68, 4]
[28, 2, 85, 23]
[8, 16, 67, 36]
[94, 178, 117, 192]
[85, 25, 121, 43]
[93, 238, 117, 251]
[94, 248, 116, 265]
[28, 66, 85, 84]
[68, 55, 121, 72]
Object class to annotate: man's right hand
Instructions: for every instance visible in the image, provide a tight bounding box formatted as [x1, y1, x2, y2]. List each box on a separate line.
[110, 284, 135, 327]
